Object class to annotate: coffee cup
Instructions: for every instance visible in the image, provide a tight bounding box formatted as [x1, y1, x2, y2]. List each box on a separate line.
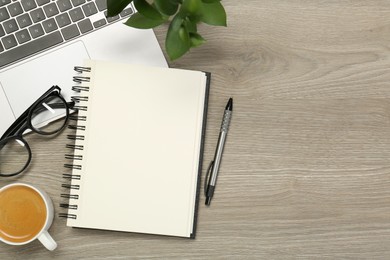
[0, 183, 57, 251]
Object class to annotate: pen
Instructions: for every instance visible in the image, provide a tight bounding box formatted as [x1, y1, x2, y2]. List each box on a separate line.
[205, 98, 233, 206]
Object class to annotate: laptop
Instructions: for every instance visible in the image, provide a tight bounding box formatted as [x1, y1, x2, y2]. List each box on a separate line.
[0, 0, 168, 137]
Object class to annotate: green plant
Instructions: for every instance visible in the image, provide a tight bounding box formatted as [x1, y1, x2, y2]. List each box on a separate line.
[107, 0, 227, 60]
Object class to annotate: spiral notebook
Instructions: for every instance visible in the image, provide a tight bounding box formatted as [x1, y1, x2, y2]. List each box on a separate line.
[60, 60, 210, 238]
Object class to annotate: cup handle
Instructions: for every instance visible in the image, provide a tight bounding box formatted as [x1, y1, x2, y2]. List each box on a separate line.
[38, 230, 57, 251]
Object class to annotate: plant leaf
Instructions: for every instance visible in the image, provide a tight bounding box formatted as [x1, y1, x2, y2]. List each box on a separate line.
[124, 12, 165, 29]
[189, 32, 206, 47]
[200, 1, 227, 26]
[154, 0, 179, 16]
[166, 15, 190, 60]
[201, 0, 220, 3]
[107, 0, 133, 17]
[133, 0, 162, 20]
[184, 17, 197, 33]
[182, 0, 202, 15]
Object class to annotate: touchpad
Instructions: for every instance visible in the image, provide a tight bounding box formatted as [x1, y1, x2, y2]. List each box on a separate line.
[0, 83, 16, 137]
[0, 41, 90, 119]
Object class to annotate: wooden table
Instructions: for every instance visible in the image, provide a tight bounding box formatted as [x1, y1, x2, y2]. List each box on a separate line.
[2, 1, 390, 258]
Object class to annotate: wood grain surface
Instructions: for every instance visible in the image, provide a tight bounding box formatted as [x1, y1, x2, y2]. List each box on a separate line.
[2, 0, 390, 259]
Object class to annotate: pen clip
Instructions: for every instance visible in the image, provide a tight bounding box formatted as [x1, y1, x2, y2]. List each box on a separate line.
[204, 161, 215, 196]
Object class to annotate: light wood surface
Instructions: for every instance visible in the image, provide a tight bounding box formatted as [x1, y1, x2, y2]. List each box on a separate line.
[2, 0, 390, 258]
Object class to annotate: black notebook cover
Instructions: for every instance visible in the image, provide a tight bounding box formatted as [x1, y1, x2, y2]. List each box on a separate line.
[190, 72, 211, 238]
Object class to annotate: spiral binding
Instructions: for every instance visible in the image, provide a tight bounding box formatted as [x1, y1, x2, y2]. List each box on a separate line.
[61, 194, 79, 199]
[70, 115, 86, 121]
[72, 86, 89, 93]
[71, 96, 88, 102]
[61, 184, 80, 190]
[58, 213, 77, 219]
[60, 66, 91, 220]
[65, 154, 83, 160]
[68, 125, 86, 131]
[66, 144, 84, 150]
[62, 173, 81, 180]
[73, 105, 88, 111]
[73, 76, 90, 84]
[64, 164, 82, 170]
[67, 135, 85, 141]
[74, 66, 91, 73]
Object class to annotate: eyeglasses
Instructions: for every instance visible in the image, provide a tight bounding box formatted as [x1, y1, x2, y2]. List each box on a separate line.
[0, 86, 75, 177]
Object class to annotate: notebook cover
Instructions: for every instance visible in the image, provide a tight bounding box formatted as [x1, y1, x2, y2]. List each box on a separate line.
[190, 72, 211, 239]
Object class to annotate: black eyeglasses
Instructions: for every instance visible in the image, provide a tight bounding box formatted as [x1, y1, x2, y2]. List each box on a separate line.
[0, 86, 75, 177]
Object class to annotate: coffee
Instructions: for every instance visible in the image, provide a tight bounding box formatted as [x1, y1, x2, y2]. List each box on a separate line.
[0, 185, 47, 243]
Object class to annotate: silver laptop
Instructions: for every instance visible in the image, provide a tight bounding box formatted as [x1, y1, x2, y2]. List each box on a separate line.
[0, 0, 168, 136]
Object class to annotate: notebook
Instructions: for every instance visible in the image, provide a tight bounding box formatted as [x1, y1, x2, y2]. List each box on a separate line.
[60, 60, 210, 238]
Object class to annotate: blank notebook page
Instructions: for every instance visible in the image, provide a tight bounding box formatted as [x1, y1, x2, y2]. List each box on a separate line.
[66, 60, 208, 237]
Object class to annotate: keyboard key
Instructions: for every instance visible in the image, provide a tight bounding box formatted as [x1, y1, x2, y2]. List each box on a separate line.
[104, 11, 119, 23]
[120, 7, 134, 18]
[95, 0, 106, 11]
[55, 13, 71, 28]
[30, 8, 45, 23]
[69, 7, 84, 22]
[77, 18, 92, 34]
[43, 2, 59, 18]
[57, 0, 72, 12]
[82, 2, 97, 17]
[2, 34, 17, 49]
[15, 29, 31, 44]
[42, 17, 57, 33]
[29, 23, 44, 38]
[61, 24, 79, 40]
[7, 2, 23, 17]
[71, 0, 85, 7]
[36, 0, 49, 6]
[0, 0, 10, 7]
[0, 25, 4, 37]
[3, 18, 18, 34]
[0, 42, 3, 52]
[107, 15, 119, 23]
[0, 7, 9, 22]
[0, 31, 63, 67]
[16, 13, 32, 28]
[21, 0, 37, 12]
[93, 18, 106, 28]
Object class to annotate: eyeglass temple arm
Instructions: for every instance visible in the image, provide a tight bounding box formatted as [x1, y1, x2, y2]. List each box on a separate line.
[0, 110, 30, 140]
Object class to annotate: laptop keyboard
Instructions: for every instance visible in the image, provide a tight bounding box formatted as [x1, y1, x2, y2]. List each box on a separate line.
[0, 0, 134, 68]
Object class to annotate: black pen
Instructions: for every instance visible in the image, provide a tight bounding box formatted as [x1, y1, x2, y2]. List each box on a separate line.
[205, 98, 233, 206]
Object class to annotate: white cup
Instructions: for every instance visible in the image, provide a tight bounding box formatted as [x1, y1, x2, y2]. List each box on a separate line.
[0, 183, 57, 251]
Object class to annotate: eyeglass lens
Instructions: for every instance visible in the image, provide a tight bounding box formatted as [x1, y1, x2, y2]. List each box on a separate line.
[31, 95, 68, 134]
[0, 137, 30, 176]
